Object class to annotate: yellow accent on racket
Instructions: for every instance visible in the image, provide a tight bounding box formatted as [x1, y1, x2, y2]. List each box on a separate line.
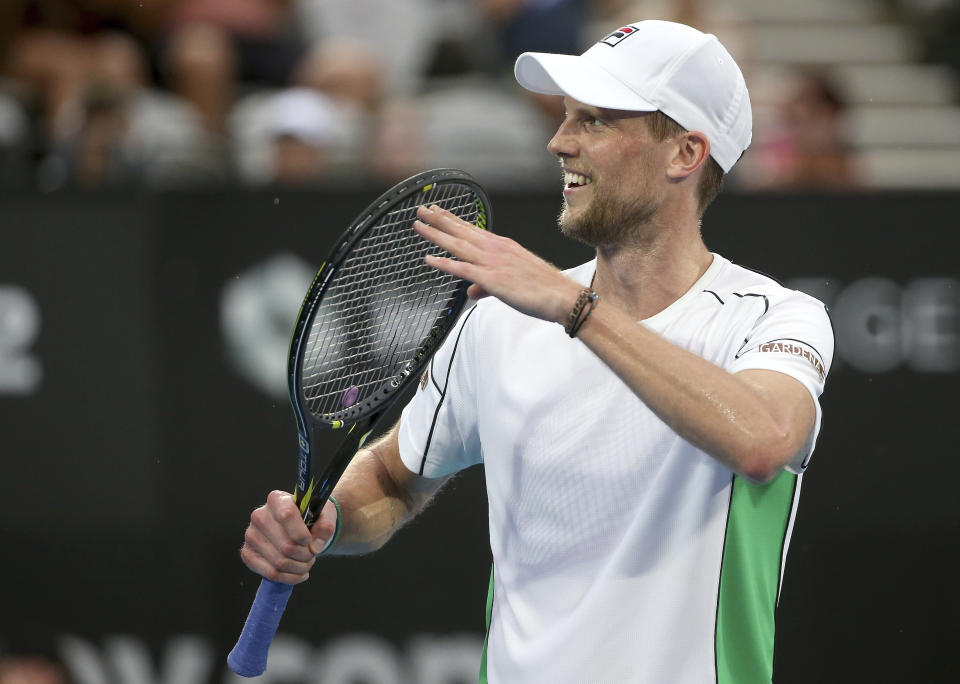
[298, 478, 315, 515]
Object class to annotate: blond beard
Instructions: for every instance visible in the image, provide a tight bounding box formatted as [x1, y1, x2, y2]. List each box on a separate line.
[558, 183, 660, 249]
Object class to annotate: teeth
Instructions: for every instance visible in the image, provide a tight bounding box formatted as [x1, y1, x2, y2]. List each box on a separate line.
[564, 172, 591, 186]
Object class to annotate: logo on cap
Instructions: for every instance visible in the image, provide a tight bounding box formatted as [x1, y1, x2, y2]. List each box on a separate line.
[600, 25, 639, 48]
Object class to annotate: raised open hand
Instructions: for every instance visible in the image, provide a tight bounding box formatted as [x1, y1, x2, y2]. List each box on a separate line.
[413, 204, 581, 325]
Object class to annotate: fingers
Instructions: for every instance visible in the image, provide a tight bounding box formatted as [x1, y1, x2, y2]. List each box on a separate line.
[413, 219, 482, 265]
[414, 204, 494, 280]
[466, 283, 489, 300]
[414, 205, 515, 296]
[414, 203, 568, 321]
[415, 203, 488, 243]
[416, 204, 479, 234]
[308, 498, 339, 554]
[241, 525, 314, 585]
[265, 490, 312, 546]
[422, 254, 477, 282]
[240, 490, 320, 585]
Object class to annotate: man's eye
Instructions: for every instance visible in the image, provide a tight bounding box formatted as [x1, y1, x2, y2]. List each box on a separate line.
[587, 118, 603, 127]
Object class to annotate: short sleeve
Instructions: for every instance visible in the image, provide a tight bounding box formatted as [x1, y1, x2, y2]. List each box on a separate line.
[398, 305, 483, 478]
[727, 291, 835, 472]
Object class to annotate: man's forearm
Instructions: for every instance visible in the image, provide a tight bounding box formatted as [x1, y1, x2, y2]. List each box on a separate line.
[578, 302, 812, 483]
[325, 427, 442, 554]
[323, 449, 411, 554]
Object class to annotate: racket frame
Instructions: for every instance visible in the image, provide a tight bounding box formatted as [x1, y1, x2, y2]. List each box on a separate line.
[286, 168, 489, 526]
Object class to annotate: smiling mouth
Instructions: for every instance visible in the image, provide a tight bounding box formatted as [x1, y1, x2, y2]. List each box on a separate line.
[563, 170, 592, 189]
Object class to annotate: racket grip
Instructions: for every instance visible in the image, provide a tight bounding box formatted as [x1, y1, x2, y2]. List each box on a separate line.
[227, 578, 295, 677]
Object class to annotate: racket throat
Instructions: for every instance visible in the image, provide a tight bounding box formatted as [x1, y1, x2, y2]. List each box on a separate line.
[296, 478, 316, 518]
[295, 424, 372, 507]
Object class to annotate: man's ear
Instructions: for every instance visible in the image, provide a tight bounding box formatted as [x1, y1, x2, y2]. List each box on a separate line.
[666, 131, 711, 181]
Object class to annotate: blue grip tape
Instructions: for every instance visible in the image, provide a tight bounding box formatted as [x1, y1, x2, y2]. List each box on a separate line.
[227, 579, 294, 677]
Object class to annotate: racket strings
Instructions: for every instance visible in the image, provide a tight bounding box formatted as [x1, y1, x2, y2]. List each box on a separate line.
[304, 279, 457, 411]
[301, 183, 481, 419]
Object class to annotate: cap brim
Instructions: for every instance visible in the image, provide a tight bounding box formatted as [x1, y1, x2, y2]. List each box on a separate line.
[515, 52, 658, 112]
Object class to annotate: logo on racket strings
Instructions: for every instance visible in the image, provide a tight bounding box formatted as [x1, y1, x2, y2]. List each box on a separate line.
[341, 385, 360, 408]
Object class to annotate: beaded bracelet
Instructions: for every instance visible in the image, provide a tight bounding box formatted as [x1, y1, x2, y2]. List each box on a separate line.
[564, 288, 600, 338]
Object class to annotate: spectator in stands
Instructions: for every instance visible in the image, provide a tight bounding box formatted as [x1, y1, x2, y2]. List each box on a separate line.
[230, 86, 368, 186]
[742, 69, 859, 191]
[260, 87, 339, 186]
[359, 0, 580, 188]
[296, 0, 434, 100]
[0, 1, 149, 144]
[480, 0, 584, 68]
[56, 78, 215, 189]
[65, 81, 130, 187]
[159, 0, 382, 136]
[1, 1, 218, 189]
[368, 86, 557, 188]
[475, 0, 585, 126]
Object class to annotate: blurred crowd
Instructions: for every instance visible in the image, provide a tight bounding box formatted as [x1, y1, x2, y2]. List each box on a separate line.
[0, 653, 71, 684]
[0, 0, 872, 192]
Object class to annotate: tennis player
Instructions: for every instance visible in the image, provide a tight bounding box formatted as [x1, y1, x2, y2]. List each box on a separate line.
[240, 20, 834, 683]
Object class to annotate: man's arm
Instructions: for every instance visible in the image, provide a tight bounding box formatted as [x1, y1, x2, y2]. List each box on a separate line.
[413, 205, 817, 484]
[240, 420, 448, 584]
[574, 305, 815, 483]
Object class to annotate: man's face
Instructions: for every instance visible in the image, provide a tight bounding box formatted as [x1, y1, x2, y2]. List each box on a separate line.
[548, 98, 669, 249]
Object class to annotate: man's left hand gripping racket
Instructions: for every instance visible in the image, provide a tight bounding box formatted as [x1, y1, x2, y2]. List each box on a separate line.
[227, 169, 491, 677]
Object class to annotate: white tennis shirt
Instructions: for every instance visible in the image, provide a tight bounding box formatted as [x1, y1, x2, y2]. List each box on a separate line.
[398, 254, 833, 684]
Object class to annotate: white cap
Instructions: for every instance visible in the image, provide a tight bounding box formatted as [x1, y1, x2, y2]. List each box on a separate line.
[264, 88, 339, 148]
[514, 20, 752, 173]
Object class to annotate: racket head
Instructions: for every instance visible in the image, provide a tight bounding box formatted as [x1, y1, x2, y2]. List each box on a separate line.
[292, 169, 489, 425]
[287, 168, 491, 494]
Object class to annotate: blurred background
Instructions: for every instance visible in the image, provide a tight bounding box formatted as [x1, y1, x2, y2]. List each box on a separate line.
[0, 1, 958, 682]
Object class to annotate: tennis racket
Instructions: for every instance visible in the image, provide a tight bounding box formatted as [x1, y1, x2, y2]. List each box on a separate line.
[227, 169, 491, 677]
